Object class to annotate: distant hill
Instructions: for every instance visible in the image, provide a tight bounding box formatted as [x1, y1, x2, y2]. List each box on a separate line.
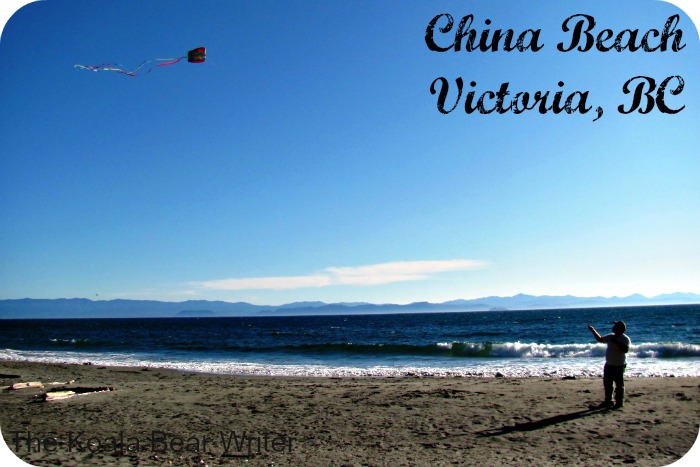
[0, 293, 697, 319]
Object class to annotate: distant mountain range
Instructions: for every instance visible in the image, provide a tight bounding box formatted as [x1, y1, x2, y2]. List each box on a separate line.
[0, 293, 698, 319]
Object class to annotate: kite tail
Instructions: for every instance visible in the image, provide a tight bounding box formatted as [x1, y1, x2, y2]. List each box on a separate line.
[75, 56, 186, 76]
[73, 63, 136, 76]
[155, 57, 185, 67]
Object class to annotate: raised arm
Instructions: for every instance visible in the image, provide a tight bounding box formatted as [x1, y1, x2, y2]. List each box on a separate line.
[588, 325, 605, 343]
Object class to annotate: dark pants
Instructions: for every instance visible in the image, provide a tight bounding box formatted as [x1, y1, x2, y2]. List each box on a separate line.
[603, 364, 626, 406]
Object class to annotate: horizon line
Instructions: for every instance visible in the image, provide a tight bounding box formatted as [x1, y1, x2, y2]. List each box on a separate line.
[2, 291, 699, 307]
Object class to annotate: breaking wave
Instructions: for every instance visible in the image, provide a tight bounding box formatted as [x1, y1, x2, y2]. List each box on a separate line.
[24, 340, 700, 359]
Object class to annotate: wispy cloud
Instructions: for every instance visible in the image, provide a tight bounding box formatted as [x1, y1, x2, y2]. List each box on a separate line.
[198, 274, 332, 291]
[197, 259, 488, 291]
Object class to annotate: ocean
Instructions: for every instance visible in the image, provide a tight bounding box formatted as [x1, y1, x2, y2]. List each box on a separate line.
[1, 305, 699, 378]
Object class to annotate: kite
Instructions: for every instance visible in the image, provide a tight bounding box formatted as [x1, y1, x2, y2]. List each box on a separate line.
[75, 47, 206, 77]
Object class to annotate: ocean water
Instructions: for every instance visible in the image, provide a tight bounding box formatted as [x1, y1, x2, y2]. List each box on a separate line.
[1, 305, 699, 378]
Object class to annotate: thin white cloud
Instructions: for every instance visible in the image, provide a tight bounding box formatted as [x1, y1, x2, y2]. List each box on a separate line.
[197, 259, 488, 291]
[199, 275, 332, 291]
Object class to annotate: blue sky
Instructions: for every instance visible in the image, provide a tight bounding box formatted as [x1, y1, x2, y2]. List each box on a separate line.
[1, 0, 699, 305]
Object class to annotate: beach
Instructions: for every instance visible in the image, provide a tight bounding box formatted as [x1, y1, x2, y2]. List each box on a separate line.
[1, 361, 698, 466]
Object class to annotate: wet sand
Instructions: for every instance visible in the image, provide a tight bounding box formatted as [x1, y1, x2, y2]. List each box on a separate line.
[1, 361, 698, 466]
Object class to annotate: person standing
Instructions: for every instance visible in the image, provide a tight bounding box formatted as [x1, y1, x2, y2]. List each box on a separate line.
[588, 321, 631, 409]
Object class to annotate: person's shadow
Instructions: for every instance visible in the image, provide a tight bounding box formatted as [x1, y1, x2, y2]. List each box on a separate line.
[477, 405, 612, 437]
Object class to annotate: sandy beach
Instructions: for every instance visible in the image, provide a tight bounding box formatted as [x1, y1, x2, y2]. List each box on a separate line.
[1, 361, 698, 466]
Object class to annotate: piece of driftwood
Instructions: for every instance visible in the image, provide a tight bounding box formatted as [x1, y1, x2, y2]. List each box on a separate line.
[42, 386, 115, 401]
[42, 390, 76, 401]
[10, 382, 44, 390]
[47, 380, 75, 386]
[5, 380, 74, 390]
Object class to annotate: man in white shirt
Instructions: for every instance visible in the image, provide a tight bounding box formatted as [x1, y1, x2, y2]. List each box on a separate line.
[588, 321, 631, 409]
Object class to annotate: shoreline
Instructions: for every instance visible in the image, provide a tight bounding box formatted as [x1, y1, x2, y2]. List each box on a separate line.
[2, 360, 699, 466]
[3, 352, 699, 379]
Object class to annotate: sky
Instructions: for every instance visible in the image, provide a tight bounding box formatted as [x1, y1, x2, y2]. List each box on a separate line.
[0, 0, 699, 305]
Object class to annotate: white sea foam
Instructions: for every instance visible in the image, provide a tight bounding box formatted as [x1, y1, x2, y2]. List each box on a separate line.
[2, 347, 699, 378]
[437, 341, 700, 359]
